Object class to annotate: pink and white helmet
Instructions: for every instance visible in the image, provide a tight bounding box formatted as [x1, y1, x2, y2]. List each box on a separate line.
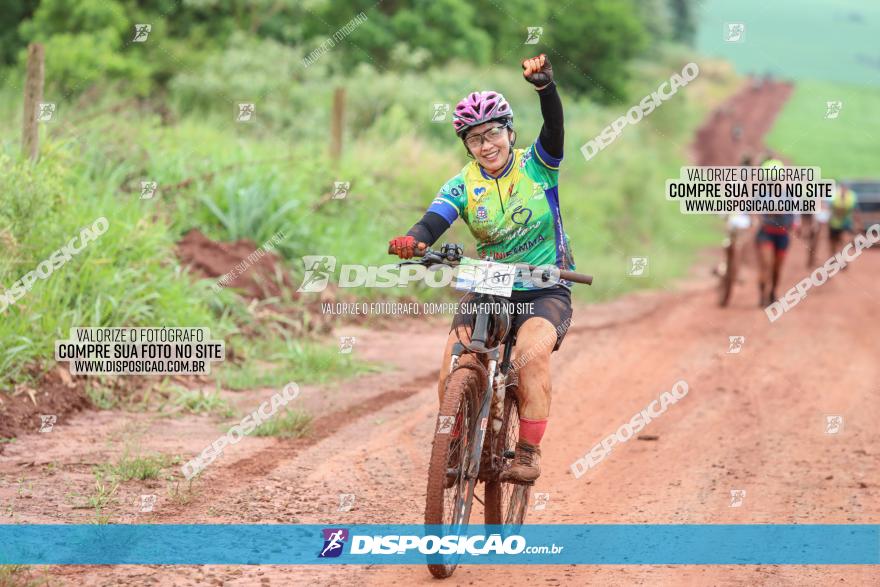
[452, 90, 513, 137]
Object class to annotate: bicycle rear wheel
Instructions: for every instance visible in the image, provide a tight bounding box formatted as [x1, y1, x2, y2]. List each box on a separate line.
[807, 225, 819, 268]
[718, 237, 737, 307]
[484, 389, 530, 527]
[425, 356, 485, 578]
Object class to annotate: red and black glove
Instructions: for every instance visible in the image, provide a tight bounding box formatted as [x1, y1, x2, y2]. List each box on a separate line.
[522, 54, 553, 89]
[388, 235, 426, 259]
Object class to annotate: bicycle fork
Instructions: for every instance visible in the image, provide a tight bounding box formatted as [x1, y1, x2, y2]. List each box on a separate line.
[446, 347, 500, 480]
[466, 351, 498, 479]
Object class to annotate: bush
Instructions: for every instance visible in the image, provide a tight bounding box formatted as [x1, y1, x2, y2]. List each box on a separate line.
[170, 32, 322, 135]
[546, 0, 649, 103]
[17, 0, 152, 96]
[0, 146, 224, 387]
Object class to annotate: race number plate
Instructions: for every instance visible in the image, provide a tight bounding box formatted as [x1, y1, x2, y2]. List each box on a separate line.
[455, 259, 516, 297]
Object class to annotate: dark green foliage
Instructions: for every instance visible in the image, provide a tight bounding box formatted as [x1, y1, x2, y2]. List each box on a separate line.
[0, 0, 704, 102]
[544, 0, 648, 103]
[0, 0, 39, 65]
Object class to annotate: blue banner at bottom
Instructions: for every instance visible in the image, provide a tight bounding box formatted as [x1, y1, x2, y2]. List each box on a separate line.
[1, 525, 878, 565]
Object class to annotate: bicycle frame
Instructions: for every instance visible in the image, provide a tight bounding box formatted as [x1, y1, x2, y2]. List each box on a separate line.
[447, 294, 518, 483]
[395, 243, 590, 499]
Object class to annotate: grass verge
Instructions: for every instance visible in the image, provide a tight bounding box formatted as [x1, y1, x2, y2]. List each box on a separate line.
[251, 408, 312, 438]
[765, 79, 880, 177]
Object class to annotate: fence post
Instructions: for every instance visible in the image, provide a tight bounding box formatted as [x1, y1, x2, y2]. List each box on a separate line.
[22, 43, 45, 162]
[330, 87, 345, 164]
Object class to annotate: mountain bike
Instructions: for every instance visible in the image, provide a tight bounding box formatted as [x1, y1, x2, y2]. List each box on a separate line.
[396, 243, 592, 578]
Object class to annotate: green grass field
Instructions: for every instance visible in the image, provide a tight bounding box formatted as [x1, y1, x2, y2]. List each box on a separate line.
[697, 0, 880, 87]
[764, 79, 880, 178]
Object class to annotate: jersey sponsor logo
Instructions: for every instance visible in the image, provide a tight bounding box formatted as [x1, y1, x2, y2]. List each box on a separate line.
[476, 205, 488, 221]
[474, 186, 487, 200]
[509, 234, 545, 255]
[507, 184, 523, 209]
[531, 182, 545, 196]
[486, 221, 541, 243]
[487, 234, 546, 260]
[511, 205, 533, 226]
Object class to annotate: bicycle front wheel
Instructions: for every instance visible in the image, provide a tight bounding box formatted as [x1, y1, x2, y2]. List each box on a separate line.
[807, 225, 819, 268]
[425, 356, 484, 578]
[718, 238, 737, 307]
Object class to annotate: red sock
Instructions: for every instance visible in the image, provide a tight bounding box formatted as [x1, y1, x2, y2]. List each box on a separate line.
[519, 417, 547, 446]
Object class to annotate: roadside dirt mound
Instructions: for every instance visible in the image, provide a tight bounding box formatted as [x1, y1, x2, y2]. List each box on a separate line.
[0, 367, 90, 449]
[175, 229, 335, 336]
[176, 229, 296, 300]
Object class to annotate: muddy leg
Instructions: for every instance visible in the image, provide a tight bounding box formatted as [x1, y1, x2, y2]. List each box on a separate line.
[757, 241, 774, 304]
[436, 328, 471, 406]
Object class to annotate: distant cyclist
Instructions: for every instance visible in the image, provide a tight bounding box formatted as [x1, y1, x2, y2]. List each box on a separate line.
[828, 182, 859, 257]
[728, 154, 754, 234]
[731, 123, 743, 143]
[755, 156, 799, 306]
[389, 55, 574, 483]
[804, 188, 831, 268]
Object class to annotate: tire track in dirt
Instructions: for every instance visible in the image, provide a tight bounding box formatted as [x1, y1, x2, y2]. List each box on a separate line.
[151, 374, 438, 522]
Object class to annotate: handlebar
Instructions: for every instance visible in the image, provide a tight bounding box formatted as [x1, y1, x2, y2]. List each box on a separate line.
[553, 267, 593, 286]
[390, 243, 593, 286]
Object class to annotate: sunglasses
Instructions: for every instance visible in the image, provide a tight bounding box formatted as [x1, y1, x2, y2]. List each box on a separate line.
[464, 124, 510, 149]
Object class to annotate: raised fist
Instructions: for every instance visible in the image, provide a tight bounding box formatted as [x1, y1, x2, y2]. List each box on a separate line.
[522, 54, 553, 88]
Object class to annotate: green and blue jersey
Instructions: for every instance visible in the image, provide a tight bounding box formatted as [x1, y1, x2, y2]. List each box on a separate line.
[427, 138, 575, 291]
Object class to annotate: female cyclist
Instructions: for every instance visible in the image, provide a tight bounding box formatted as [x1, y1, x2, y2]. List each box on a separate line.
[755, 156, 799, 306]
[389, 55, 576, 483]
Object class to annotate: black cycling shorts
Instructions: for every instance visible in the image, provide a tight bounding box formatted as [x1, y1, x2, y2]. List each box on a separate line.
[756, 228, 790, 252]
[828, 221, 853, 240]
[450, 285, 573, 351]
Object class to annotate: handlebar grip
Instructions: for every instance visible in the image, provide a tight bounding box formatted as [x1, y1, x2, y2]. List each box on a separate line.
[523, 265, 592, 286]
[559, 269, 593, 285]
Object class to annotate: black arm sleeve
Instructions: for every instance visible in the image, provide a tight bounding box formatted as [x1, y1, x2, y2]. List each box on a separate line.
[405, 211, 452, 246]
[537, 81, 564, 159]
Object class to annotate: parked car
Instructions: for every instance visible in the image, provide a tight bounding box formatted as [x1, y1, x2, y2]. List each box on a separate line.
[840, 179, 880, 234]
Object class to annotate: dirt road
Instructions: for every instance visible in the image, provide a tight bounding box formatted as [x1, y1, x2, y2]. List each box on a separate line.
[693, 78, 794, 165]
[7, 224, 878, 586]
[2, 81, 878, 586]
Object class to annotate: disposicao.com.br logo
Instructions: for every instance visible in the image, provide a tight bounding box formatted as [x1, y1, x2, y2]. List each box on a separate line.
[318, 528, 563, 558]
[297, 255, 562, 292]
[319, 528, 349, 558]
